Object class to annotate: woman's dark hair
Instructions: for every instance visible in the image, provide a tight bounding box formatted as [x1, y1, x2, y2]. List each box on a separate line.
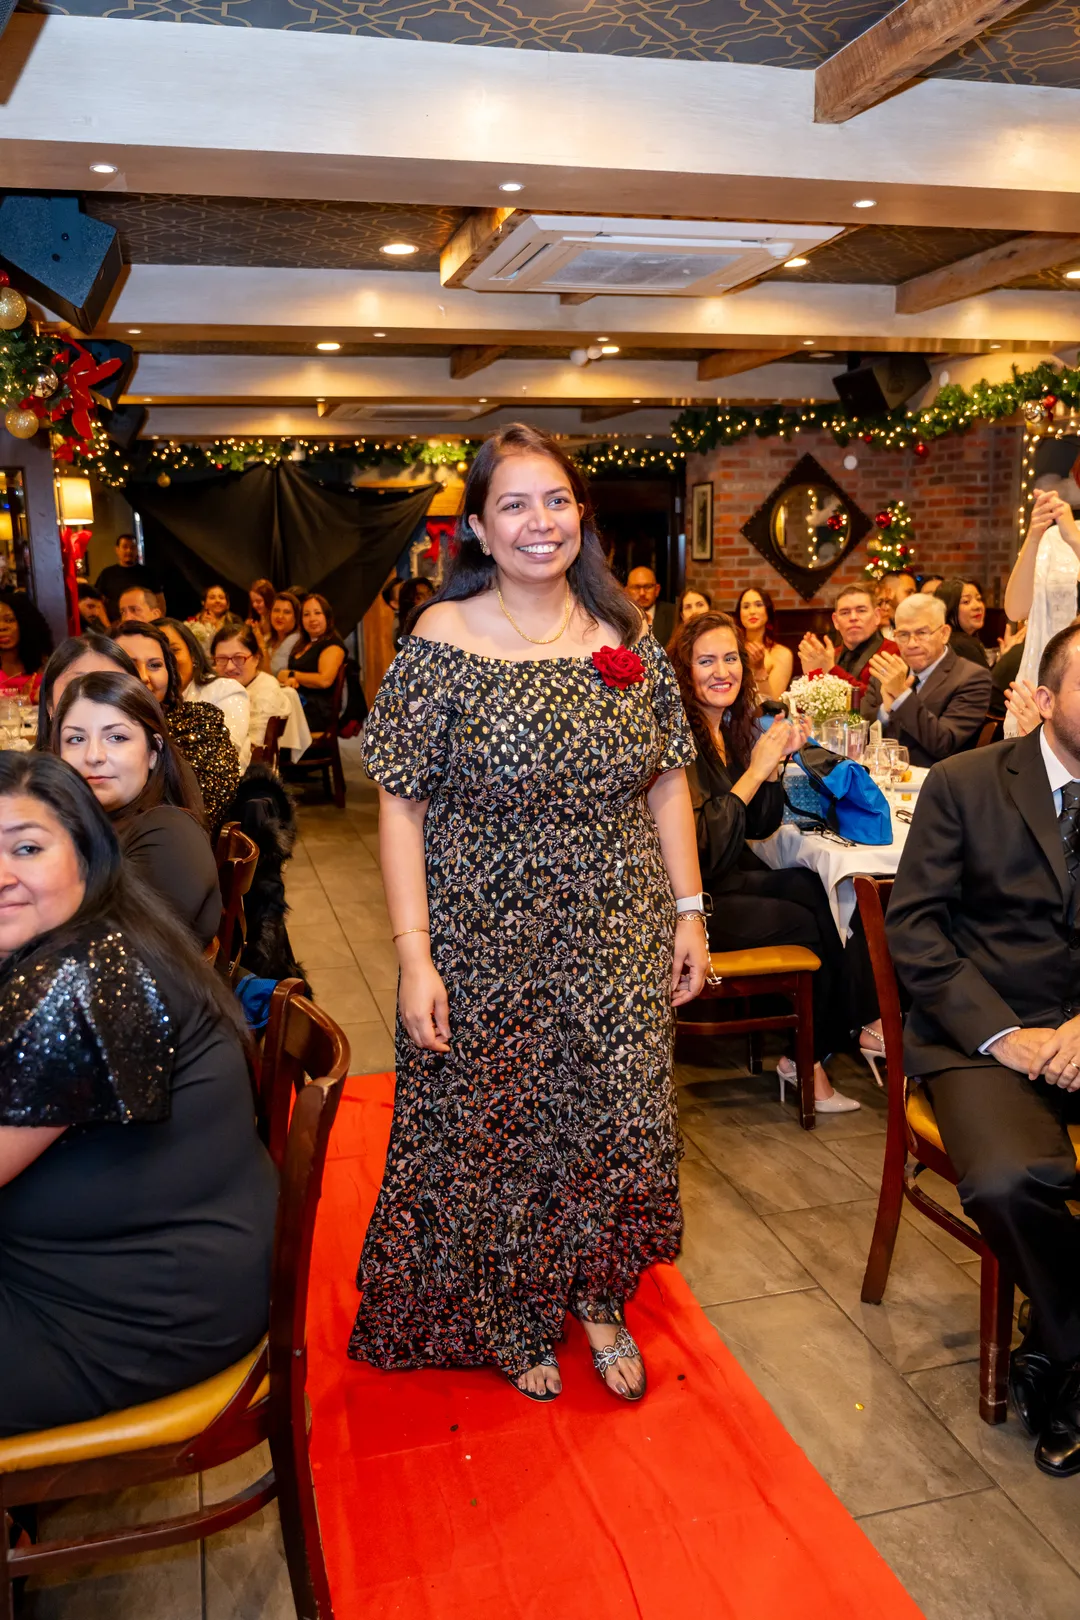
[295, 593, 337, 653]
[0, 751, 243, 1036]
[156, 617, 215, 687]
[397, 578, 435, 637]
[669, 611, 758, 770]
[734, 582, 779, 649]
[937, 576, 983, 635]
[0, 588, 53, 679]
[422, 423, 640, 647]
[248, 578, 275, 619]
[51, 670, 201, 828]
[37, 632, 138, 736]
[211, 621, 260, 659]
[269, 591, 302, 646]
[113, 619, 183, 707]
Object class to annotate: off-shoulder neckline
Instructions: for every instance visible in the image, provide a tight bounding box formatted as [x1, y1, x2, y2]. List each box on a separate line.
[405, 636, 655, 667]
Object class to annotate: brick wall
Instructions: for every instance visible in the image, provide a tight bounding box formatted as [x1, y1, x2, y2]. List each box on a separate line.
[684, 422, 1022, 610]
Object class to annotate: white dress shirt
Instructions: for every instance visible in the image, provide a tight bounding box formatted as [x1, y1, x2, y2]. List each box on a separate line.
[881, 648, 948, 722]
[245, 670, 294, 753]
[183, 675, 251, 769]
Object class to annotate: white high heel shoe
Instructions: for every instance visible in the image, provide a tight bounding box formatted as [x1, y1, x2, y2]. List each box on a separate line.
[776, 1058, 861, 1114]
[858, 1025, 885, 1089]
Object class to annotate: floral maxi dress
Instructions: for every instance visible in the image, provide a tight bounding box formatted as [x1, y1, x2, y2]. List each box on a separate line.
[348, 635, 696, 1378]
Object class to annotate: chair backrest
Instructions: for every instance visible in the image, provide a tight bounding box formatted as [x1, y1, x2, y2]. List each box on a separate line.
[251, 712, 286, 769]
[853, 875, 908, 1136]
[975, 714, 1000, 748]
[215, 821, 259, 982]
[257, 978, 350, 1168]
[318, 661, 347, 745]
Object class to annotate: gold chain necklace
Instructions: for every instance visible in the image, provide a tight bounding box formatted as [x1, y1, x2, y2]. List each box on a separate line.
[496, 582, 574, 646]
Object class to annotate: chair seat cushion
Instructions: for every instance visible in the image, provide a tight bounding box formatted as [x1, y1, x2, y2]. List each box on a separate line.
[906, 1086, 1080, 1168]
[708, 946, 821, 978]
[0, 1343, 268, 1474]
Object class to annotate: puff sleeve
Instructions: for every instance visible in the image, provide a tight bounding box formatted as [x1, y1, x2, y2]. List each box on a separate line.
[646, 639, 697, 775]
[361, 638, 454, 801]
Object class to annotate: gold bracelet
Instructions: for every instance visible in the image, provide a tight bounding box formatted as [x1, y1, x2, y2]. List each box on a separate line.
[392, 927, 430, 942]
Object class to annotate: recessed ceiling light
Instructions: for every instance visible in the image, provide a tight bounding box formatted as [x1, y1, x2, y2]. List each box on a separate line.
[596, 336, 609, 343]
[142, 397, 152, 403]
[127, 328, 142, 335]
[784, 257, 809, 269]
[90, 162, 117, 175]
[802, 339, 816, 345]
[1066, 269, 1080, 280]
[853, 198, 877, 209]
[316, 341, 341, 351]
[478, 397, 488, 403]
[381, 242, 418, 256]
[499, 181, 524, 193]
[373, 331, 386, 337]
[632, 398, 641, 404]
[600, 344, 620, 355]
[990, 342, 1002, 348]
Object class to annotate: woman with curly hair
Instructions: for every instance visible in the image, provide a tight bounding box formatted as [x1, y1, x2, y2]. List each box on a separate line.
[0, 589, 53, 701]
[670, 610, 858, 1113]
[734, 582, 793, 699]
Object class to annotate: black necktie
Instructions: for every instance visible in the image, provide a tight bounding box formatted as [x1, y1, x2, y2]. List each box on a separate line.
[1060, 782, 1080, 880]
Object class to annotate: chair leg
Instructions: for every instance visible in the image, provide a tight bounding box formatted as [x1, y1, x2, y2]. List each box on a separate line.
[330, 742, 346, 811]
[978, 1251, 1014, 1426]
[860, 1123, 906, 1304]
[793, 971, 815, 1132]
[747, 1028, 763, 1074]
[269, 1395, 335, 1620]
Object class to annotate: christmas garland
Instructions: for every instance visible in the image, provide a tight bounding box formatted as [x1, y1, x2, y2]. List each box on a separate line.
[0, 283, 121, 460]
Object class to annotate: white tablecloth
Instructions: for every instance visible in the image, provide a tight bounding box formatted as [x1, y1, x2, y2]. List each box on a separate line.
[279, 687, 312, 760]
[751, 811, 910, 937]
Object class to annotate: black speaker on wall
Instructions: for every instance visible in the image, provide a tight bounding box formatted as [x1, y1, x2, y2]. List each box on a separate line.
[0, 195, 122, 332]
[0, 0, 17, 40]
[80, 339, 136, 405]
[832, 355, 932, 415]
[103, 404, 147, 451]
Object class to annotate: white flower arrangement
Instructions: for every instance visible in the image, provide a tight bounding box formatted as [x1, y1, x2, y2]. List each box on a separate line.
[786, 672, 858, 727]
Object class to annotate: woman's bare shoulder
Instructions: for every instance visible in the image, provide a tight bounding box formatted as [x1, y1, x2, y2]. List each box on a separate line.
[411, 599, 477, 646]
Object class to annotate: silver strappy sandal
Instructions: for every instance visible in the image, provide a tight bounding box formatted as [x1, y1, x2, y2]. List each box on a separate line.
[591, 1326, 647, 1403]
[508, 1350, 561, 1403]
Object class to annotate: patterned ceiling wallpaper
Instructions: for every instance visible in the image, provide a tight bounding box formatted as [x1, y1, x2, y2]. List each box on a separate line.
[21, 0, 1080, 85]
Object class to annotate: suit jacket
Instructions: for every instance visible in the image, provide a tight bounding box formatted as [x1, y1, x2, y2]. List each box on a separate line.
[859, 646, 991, 766]
[650, 601, 677, 649]
[886, 729, 1080, 1076]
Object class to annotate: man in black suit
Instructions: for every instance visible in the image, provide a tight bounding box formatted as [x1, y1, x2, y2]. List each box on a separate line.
[887, 619, 1080, 1477]
[626, 567, 676, 646]
[859, 591, 992, 765]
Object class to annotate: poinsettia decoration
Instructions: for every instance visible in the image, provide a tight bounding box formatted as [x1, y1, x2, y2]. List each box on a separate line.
[0, 283, 121, 457]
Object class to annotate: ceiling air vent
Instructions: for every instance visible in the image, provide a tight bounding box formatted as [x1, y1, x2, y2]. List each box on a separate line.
[321, 403, 486, 423]
[461, 217, 841, 297]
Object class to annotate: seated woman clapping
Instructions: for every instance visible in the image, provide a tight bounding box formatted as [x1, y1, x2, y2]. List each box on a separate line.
[52, 671, 221, 949]
[669, 612, 860, 1114]
[211, 622, 292, 757]
[0, 753, 277, 1434]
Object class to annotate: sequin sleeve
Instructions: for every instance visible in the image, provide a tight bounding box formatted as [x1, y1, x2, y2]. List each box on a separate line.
[361, 638, 452, 800]
[646, 638, 697, 774]
[0, 929, 173, 1126]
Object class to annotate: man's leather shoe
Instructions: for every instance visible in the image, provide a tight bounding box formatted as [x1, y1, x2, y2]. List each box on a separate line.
[1035, 1367, 1080, 1479]
[1010, 1339, 1064, 1437]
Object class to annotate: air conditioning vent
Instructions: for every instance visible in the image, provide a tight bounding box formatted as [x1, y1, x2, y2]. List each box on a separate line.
[459, 217, 841, 297]
[321, 402, 487, 423]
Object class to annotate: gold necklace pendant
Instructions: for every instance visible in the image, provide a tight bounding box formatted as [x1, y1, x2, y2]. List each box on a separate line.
[496, 583, 574, 646]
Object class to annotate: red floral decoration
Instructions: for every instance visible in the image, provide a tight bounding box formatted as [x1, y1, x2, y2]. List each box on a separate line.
[592, 645, 646, 690]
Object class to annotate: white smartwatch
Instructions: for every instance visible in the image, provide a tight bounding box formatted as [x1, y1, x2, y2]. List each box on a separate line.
[675, 893, 709, 916]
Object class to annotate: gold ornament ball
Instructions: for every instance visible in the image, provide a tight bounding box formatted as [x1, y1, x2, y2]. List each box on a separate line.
[29, 367, 59, 400]
[1021, 399, 1049, 430]
[4, 406, 38, 440]
[156, 471, 172, 488]
[456, 460, 468, 473]
[0, 287, 27, 331]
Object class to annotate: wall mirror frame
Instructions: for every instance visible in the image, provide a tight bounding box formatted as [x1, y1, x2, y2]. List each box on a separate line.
[740, 453, 871, 600]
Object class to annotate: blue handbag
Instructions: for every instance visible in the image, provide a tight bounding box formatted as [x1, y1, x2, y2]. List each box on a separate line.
[783, 744, 893, 846]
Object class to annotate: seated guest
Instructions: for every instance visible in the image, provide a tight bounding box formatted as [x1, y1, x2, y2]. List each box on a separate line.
[859, 593, 992, 765]
[798, 583, 899, 700]
[670, 612, 860, 1113]
[266, 591, 303, 675]
[212, 622, 292, 757]
[247, 578, 276, 654]
[0, 589, 52, 701]
[37, 632, 139, 736]
[937, 577, 990, 668]
[0, 752, 276, 1435]
[159, 617, 251, 767]
[393, 577, 435, 652]
[53, 672, 220, 948]
[113, 621, 239, 834]
[186, 581, 233, 648]
[626, 566, 676, 646]
[920, 574, 944, 594]
[280, 594, 346, 735]
[93, 532, 160, 621]
[675, 587, 711, 627]
[887, 620, 1080, 1478]
[735, 582, 793, 699]
[117, 583, 162, 625]
[77, 584, 111, 633]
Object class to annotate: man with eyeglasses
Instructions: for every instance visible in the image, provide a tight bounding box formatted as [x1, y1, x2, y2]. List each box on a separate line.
[858, 592, 992, 765]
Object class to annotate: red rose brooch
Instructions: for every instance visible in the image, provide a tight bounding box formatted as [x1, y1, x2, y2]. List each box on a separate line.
[592, 645, 646, 690]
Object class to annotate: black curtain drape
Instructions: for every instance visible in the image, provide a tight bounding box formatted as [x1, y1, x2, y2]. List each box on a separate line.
[129, 463, 437, 625]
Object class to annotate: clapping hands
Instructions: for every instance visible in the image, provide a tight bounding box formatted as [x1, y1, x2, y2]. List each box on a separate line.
[750, 713, 811, 779]
[1005, 678, 1041, 737]
[868, 649, 912, 706]
[798, 631, 837, 676]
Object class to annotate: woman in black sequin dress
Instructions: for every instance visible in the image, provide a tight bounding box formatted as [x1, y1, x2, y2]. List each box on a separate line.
[348, 425, 709, 1403]
[0, 754, 276, 1435]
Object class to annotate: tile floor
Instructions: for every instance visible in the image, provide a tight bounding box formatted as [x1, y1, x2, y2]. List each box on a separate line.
[26, 740, 1080, 1620]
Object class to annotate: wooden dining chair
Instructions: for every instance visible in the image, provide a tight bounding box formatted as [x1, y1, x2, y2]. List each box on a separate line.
[678, 946, 821, 1131]
[257, 978, 350, 1169]
[974, 713, 1001, 749]
[251, 712, 287, 770]
[285, 665, 348, 809]
[854, 873, 1080, 1423]
[0, 1000, 351, 1620]
[215, 820, 260, 983]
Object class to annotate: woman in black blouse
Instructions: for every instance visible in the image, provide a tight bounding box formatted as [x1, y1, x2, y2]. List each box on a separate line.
[0, 752, 276, 1434]
[52, 671, 220, 948]
[937, 577, 990, 668]
[670, 612, 859, 1114]
[281, 593, 346, 734]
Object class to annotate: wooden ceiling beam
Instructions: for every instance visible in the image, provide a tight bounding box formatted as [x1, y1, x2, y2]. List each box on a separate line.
[697, 347, 802, 382]
[815, 0, 1031, 125]
[580, 404, 639, 423]
[440, 208, 520, 288]
[895, 232, 1080, 314]
[449, 344, 507, 379]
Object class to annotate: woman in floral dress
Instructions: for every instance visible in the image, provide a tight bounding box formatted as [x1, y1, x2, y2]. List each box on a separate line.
[349, 424, 709, 1402]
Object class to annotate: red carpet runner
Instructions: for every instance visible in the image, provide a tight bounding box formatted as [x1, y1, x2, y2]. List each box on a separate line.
[307, 1074, 924, 1619]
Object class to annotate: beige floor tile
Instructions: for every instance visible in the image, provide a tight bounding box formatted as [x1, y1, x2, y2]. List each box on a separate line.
[202, 1447, 294, 1620]
[331, 902, 393, 944]
[305, 844, 378, 875]
[286, 925, 357, 971]
[371, 984, 399, 1033]
[324, 869, 389, 907]
[677, 1154, 814, 1308]
[338, 1019, 396, 1074]
[303, 965, 380, 1025]
[348, 940, 401, 991]
[679, 1102, 873, 1215]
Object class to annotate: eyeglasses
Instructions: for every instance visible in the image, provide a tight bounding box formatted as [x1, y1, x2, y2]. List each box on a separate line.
[893, 628, 939, 645]
[214, 652, 252, 670]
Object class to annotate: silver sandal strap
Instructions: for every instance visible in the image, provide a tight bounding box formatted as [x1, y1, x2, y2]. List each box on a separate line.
[592, 1326, 641, 1375]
